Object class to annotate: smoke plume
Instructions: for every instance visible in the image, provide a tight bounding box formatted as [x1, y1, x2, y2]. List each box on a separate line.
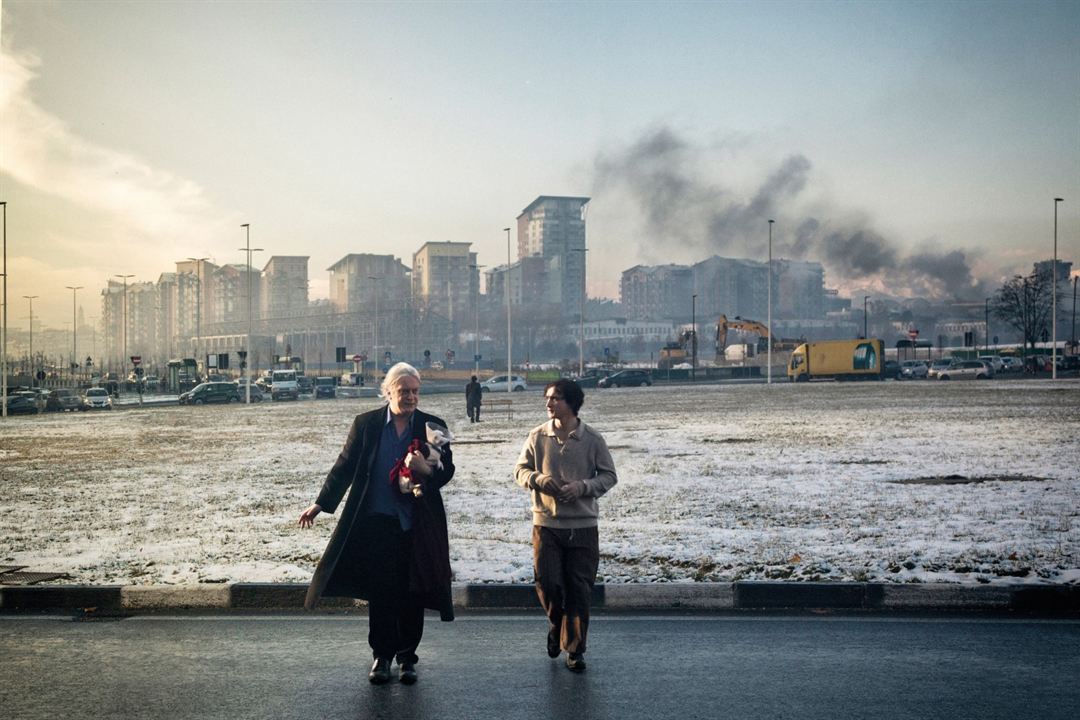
[591, 126, 988, 301]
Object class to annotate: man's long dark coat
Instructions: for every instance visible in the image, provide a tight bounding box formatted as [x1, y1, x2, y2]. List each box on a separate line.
[304, 406, 455, 619]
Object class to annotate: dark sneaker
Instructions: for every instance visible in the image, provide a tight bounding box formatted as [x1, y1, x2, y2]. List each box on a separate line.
[399, 661, 418, 685]
[547, 630, 560, 658]
[566, 654, 586, 672]
[368, 658, 392, 684]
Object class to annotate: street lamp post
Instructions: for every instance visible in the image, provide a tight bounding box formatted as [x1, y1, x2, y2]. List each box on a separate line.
[24, 295, 37, 384]
[863, 295, 870, 339]
[691, 293, 697, 381]
[1, 200, 7, 418]
[767, 219, 774, 385]
[504, 227, 512, 395]
[1052, 198, 1063, 380]
[368, 275, 381, 373]
[186, 258, 207, 369]
[239, 224, 263, 404]
[114, 274, 133, 386]
[985, 298, 990, 355]
[570, 248, 588, 376]
[469, 264, 485, 375]
[65, 285, 83, 385]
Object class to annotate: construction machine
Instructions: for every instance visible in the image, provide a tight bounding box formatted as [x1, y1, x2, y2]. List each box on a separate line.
[715, 314, 803, 361]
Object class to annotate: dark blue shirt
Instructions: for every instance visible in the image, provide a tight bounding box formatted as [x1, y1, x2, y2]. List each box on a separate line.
[363, 409, 416, 530]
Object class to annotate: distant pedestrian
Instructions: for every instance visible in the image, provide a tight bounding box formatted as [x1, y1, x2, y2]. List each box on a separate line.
[465, 375, 483, 422]
[514, 379, 617, 672]
[298, 362, 455, 686]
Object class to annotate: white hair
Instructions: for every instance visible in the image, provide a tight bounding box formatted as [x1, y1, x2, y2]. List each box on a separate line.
[380, 362, 421, 398]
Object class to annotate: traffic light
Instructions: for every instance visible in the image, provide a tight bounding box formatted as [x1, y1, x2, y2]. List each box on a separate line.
[218, 353, 229, 369]
[335, 347, 347, 363]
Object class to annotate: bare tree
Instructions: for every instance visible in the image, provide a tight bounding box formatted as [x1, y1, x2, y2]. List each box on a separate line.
[991, 269, 1058, 353]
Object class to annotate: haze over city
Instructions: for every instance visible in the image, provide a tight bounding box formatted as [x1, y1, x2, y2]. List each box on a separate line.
[1, 0, 1077, 329]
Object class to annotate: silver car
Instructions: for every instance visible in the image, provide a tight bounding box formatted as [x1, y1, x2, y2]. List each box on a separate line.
[81, 387, 114, 410]
[937, 360, 993, 380]
[899, 360, 928, 379]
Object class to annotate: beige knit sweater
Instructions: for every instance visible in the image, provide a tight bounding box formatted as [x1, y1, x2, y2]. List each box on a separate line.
[514, 419, 618, 529]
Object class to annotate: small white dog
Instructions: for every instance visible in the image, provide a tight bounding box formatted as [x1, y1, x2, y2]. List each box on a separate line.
[398, 422, 454, 498]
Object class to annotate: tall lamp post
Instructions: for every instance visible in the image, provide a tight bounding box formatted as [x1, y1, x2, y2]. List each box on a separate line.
[985, 298, 990, 355]
[239, 224, 263, 404]
[186, 258, 207, 369]
[1052, 197, 1063, 380]
[65, 285, 83, 385]
[570, 247, 588, 376]
[863, 295, 870, 339]
[691, 293, 697, 381]
[469, 263, 485, 375]
[767, 219, 774, 385]
[504, 226, 512, 395]
[1, 200, 7, 418]
[368, 275, 381, 373]
[24, 295, 38, 384]
[114, 274, 133, 383]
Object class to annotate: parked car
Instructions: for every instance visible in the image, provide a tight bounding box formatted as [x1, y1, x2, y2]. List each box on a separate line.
[3, 391, 44, 415]
[999, 357, 1023, 373]
[179, 381, 241, 405]
[234, 380, 264, 402]
[297, 375, 315, 396]
[926, 359, 953, 379]
[883, 360, 901, 379]
[597, 369, 653, 388]
[81, 387, 113, 410]
[480, 374, 528, 392]
[937, 360, 992, 380]
[46, 388, 83, 412]
[978, 355, 1005, 374]
[314, 377, 337, 399]
[898, 360, 929, 379]
[570, 369, 612, 389]
[1056, 355, 1080, 373]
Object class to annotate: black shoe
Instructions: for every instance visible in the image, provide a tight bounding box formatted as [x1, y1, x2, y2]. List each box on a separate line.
[547, 630, 561, 658]
[399, 662, 418, 685]
[566, 654, 586, 672]
[368, 658, 392, 684]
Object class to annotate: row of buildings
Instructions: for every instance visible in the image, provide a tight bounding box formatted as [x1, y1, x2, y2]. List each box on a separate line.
[12, 193, 1071, 378]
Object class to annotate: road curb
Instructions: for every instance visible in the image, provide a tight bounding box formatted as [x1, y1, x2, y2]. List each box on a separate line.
[1, 582, 1077, 615]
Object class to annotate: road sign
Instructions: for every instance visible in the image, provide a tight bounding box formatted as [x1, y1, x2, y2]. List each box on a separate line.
[130, 356, 142, 365]
[907, 329, 918, 340]
[353, 354, 362, 362]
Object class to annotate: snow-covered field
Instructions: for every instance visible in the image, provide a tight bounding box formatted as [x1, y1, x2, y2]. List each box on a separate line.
[2, 380, 1078, 586]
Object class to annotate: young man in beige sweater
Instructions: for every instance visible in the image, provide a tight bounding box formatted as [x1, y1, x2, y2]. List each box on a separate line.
[514, 379, 618, 672]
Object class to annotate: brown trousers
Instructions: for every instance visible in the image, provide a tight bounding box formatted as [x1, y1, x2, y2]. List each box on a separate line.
[532, 525, 600, 656]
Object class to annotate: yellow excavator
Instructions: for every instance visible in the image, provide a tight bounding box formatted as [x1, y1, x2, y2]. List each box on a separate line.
[715, 314, 802, 361]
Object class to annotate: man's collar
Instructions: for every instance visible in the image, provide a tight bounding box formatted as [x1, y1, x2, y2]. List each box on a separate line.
[385, 406, 415, 427]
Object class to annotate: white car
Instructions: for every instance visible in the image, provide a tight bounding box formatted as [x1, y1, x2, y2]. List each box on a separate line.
[480, 374, 528, 392]
[999, 357, 1023, 373]
[899, 360, 928, 379]
[978, 355, 1005, 373]
[937, 360, 993, 380]
[81, 387, 114, 410]
[926, 359, 953, 379]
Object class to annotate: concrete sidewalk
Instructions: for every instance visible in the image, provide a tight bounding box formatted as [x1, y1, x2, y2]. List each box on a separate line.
[2, 581, 1077, 615]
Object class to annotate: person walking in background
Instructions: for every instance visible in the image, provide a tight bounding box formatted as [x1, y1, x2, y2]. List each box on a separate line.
[514, 379, 617, 672]
[298, 362, 455, 686]
[465, 375, 483, 423]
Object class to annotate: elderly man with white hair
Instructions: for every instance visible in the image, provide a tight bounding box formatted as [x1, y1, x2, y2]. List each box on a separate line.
[299, 362, 455, 685]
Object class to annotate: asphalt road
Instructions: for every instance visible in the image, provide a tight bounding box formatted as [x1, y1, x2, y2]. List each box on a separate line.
[3, 612, 1077, 720]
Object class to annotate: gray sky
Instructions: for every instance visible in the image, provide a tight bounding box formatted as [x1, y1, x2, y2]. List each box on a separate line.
[2, 0, 1078, 328]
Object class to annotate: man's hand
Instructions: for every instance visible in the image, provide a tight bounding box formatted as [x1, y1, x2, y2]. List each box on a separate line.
[404, 450, 435, 478]
[298, 503, 322, 528]
[533, 474, 561, 496]
[557, 480, 586, 503]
